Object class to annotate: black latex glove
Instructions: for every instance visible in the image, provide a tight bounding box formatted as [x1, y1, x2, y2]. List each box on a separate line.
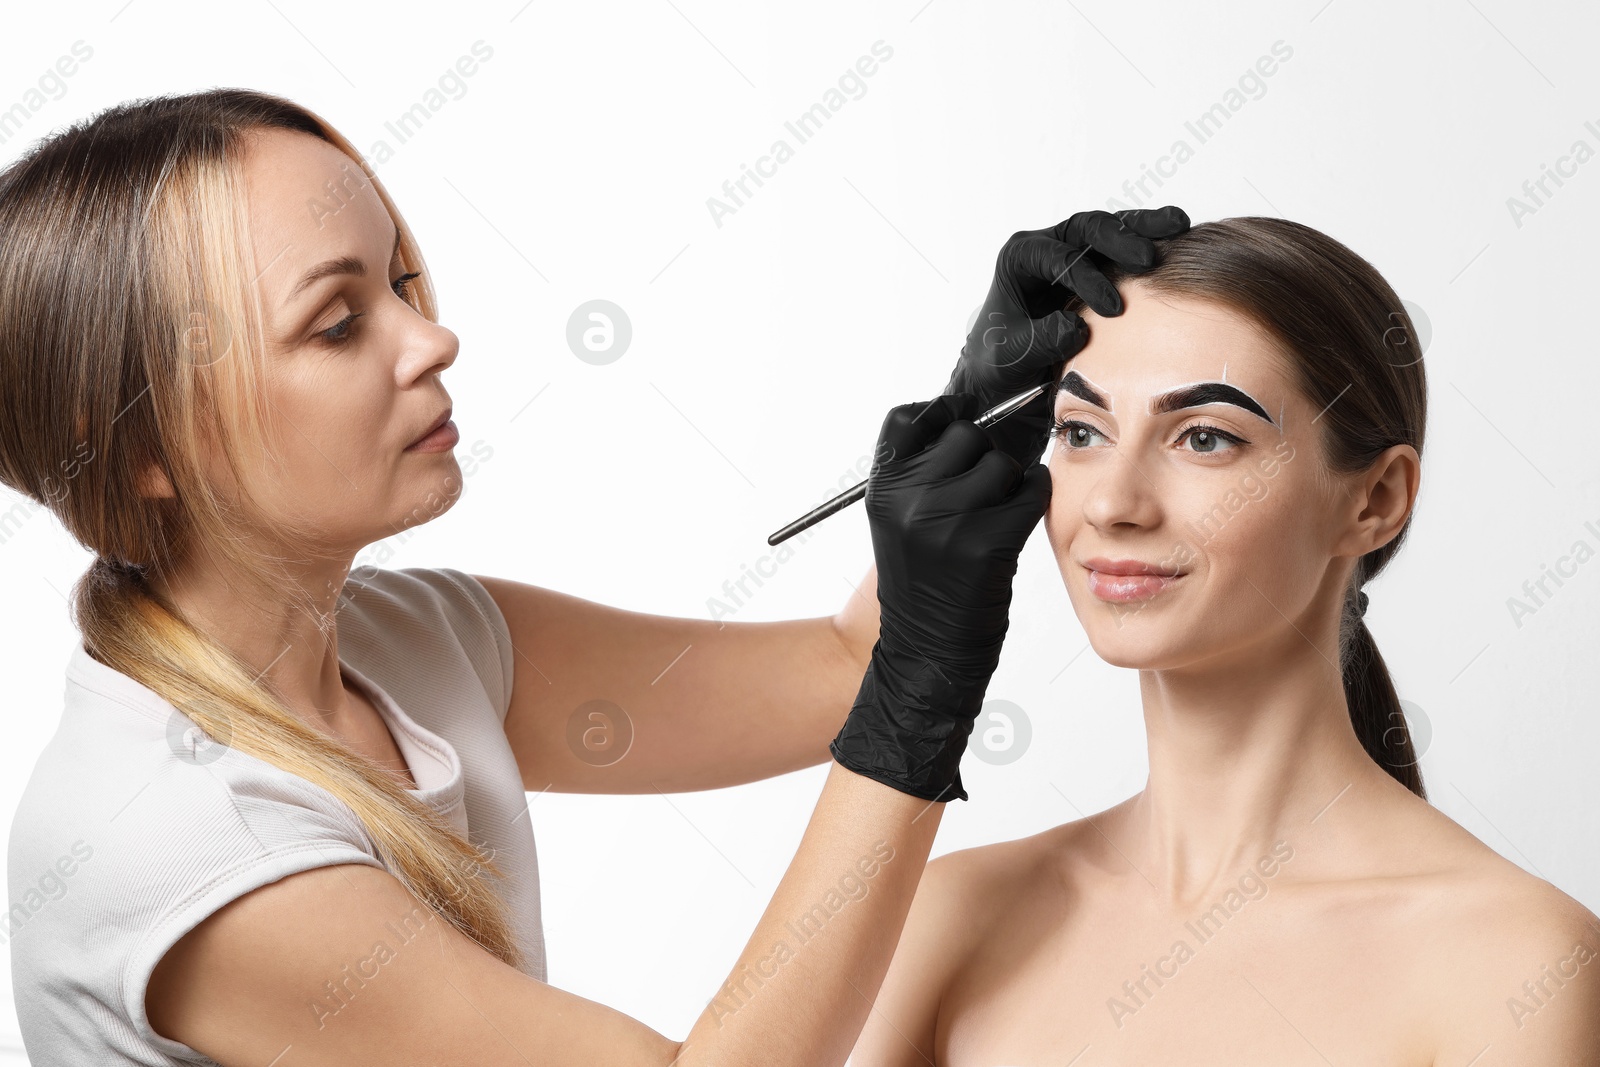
[943, 206, 1192, 468]
[829, 393, 1052, 803]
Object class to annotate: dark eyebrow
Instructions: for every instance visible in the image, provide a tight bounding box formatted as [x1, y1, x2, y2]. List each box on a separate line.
[1057, 370, 1275, 426]
[1057, 370, 1111, 411]
[284, 221, 402, 307]
[1153, 381, 1274, 425]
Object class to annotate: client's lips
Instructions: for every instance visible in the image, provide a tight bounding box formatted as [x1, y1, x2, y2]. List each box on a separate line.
[1081, 557, 1186, 603]
[1081, 557, 1184, 577]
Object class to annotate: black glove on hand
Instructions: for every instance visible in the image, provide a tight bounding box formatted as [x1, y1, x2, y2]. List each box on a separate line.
[829, 393, 1052, 803]
[943, 206, 1192, 468]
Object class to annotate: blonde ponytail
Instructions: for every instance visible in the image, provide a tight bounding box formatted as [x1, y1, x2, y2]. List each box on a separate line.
[0, 89, 524, 966]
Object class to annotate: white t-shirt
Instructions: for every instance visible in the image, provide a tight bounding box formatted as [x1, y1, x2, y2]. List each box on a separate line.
[6, 566, 548, 1065]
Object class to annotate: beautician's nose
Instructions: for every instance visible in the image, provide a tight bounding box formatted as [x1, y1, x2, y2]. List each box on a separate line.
[398, 319, 459, 386]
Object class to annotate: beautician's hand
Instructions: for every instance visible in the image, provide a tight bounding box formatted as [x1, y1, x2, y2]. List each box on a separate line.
[943, 206, 1191, 467]
[830, 392, 1051, 803]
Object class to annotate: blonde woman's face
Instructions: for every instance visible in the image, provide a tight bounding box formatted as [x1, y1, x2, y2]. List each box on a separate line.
[235, 128, 461, 555]
[1042, 282, 1346, 670]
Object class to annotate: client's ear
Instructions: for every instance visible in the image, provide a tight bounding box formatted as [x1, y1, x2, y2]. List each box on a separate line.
[1335, 443, 1420, 557]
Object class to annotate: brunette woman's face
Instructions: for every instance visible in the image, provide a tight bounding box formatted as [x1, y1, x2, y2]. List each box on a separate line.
[230, 128, 462, 554]
[1043, 282, 1349, 669]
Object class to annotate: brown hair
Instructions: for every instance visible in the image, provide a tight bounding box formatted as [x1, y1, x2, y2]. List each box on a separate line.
[1068, 215, 1428, 798]
[0, 88, 523, 964]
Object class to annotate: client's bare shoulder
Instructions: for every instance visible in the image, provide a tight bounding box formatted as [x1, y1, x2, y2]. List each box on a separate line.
[1389, 790, 1600, 1059]
[1287, 773, 1600, 1057]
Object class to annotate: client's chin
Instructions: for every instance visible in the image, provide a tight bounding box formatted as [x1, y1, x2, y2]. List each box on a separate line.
[1070, 574, 1194, 670]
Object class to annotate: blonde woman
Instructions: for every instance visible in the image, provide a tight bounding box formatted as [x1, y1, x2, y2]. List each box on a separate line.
[1, 89, 1159, 1065]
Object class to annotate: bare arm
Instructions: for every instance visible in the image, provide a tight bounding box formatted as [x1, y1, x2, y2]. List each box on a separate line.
[676, 760, 941, 1064]
[146, 761, 945, 1067]
[849, 849, 986, 1066]
[474, 565, 877, 794]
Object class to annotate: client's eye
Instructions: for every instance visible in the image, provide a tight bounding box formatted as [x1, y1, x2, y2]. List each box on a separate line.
[1175, 424, 1246, 454]
[1049, 416, 1249, 455]
[1050, 417, 1105, 449]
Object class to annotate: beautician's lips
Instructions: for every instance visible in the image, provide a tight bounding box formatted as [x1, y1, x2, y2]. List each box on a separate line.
[405, 406, 455, 450]
[1080, 556, 1186, 602]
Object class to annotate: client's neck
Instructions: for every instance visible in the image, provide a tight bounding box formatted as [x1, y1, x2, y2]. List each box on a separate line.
[1120, 623, 1392, 909]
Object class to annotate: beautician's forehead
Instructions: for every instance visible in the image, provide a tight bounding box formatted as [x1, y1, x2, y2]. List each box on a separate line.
[240, 130, 393, 301]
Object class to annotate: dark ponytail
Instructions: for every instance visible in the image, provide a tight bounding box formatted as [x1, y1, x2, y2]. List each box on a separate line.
[1070, 216, 1428, 798]
[1341, 586, 1425, 798]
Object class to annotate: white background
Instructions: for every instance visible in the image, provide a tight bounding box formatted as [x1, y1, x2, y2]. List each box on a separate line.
[2, 0, 1597, 1059]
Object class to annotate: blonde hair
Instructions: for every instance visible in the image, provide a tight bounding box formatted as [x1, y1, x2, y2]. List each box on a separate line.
[0, 88, 522, 966]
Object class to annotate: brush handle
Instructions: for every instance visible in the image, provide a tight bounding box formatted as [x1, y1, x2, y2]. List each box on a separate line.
[766, 383, 1047, 547]
[767, 479, 866, 546]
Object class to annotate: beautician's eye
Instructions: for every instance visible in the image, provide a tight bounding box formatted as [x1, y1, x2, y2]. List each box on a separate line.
[317, 272, 423, 347]
[1175, 423, 1246, 454]
[392, 271, 421, 303]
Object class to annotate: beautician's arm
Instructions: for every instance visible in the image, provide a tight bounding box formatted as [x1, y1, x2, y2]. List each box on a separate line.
[145, 760, 945, 1067]
[848, 846, 993, 1066]
[474, 566, 878, 793]
[149, 400, 1037, 1067]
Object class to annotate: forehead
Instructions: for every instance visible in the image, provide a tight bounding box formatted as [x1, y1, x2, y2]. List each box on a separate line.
[237, 129, 392, 297]
[1064, 284, 1290, 399]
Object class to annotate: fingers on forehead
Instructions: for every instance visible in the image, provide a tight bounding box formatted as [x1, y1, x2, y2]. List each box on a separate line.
[1059, 210, 1144, 260]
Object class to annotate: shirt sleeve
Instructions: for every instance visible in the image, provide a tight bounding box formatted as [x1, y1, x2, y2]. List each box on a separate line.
[400, 567, 517, 723]
[119, 767, 387, 1062]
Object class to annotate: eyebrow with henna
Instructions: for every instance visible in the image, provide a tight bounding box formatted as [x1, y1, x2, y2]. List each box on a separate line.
[1056, 370, 1276, 426]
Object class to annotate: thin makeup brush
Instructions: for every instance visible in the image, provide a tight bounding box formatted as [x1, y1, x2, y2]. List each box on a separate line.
[767, 383, 1049, 546]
